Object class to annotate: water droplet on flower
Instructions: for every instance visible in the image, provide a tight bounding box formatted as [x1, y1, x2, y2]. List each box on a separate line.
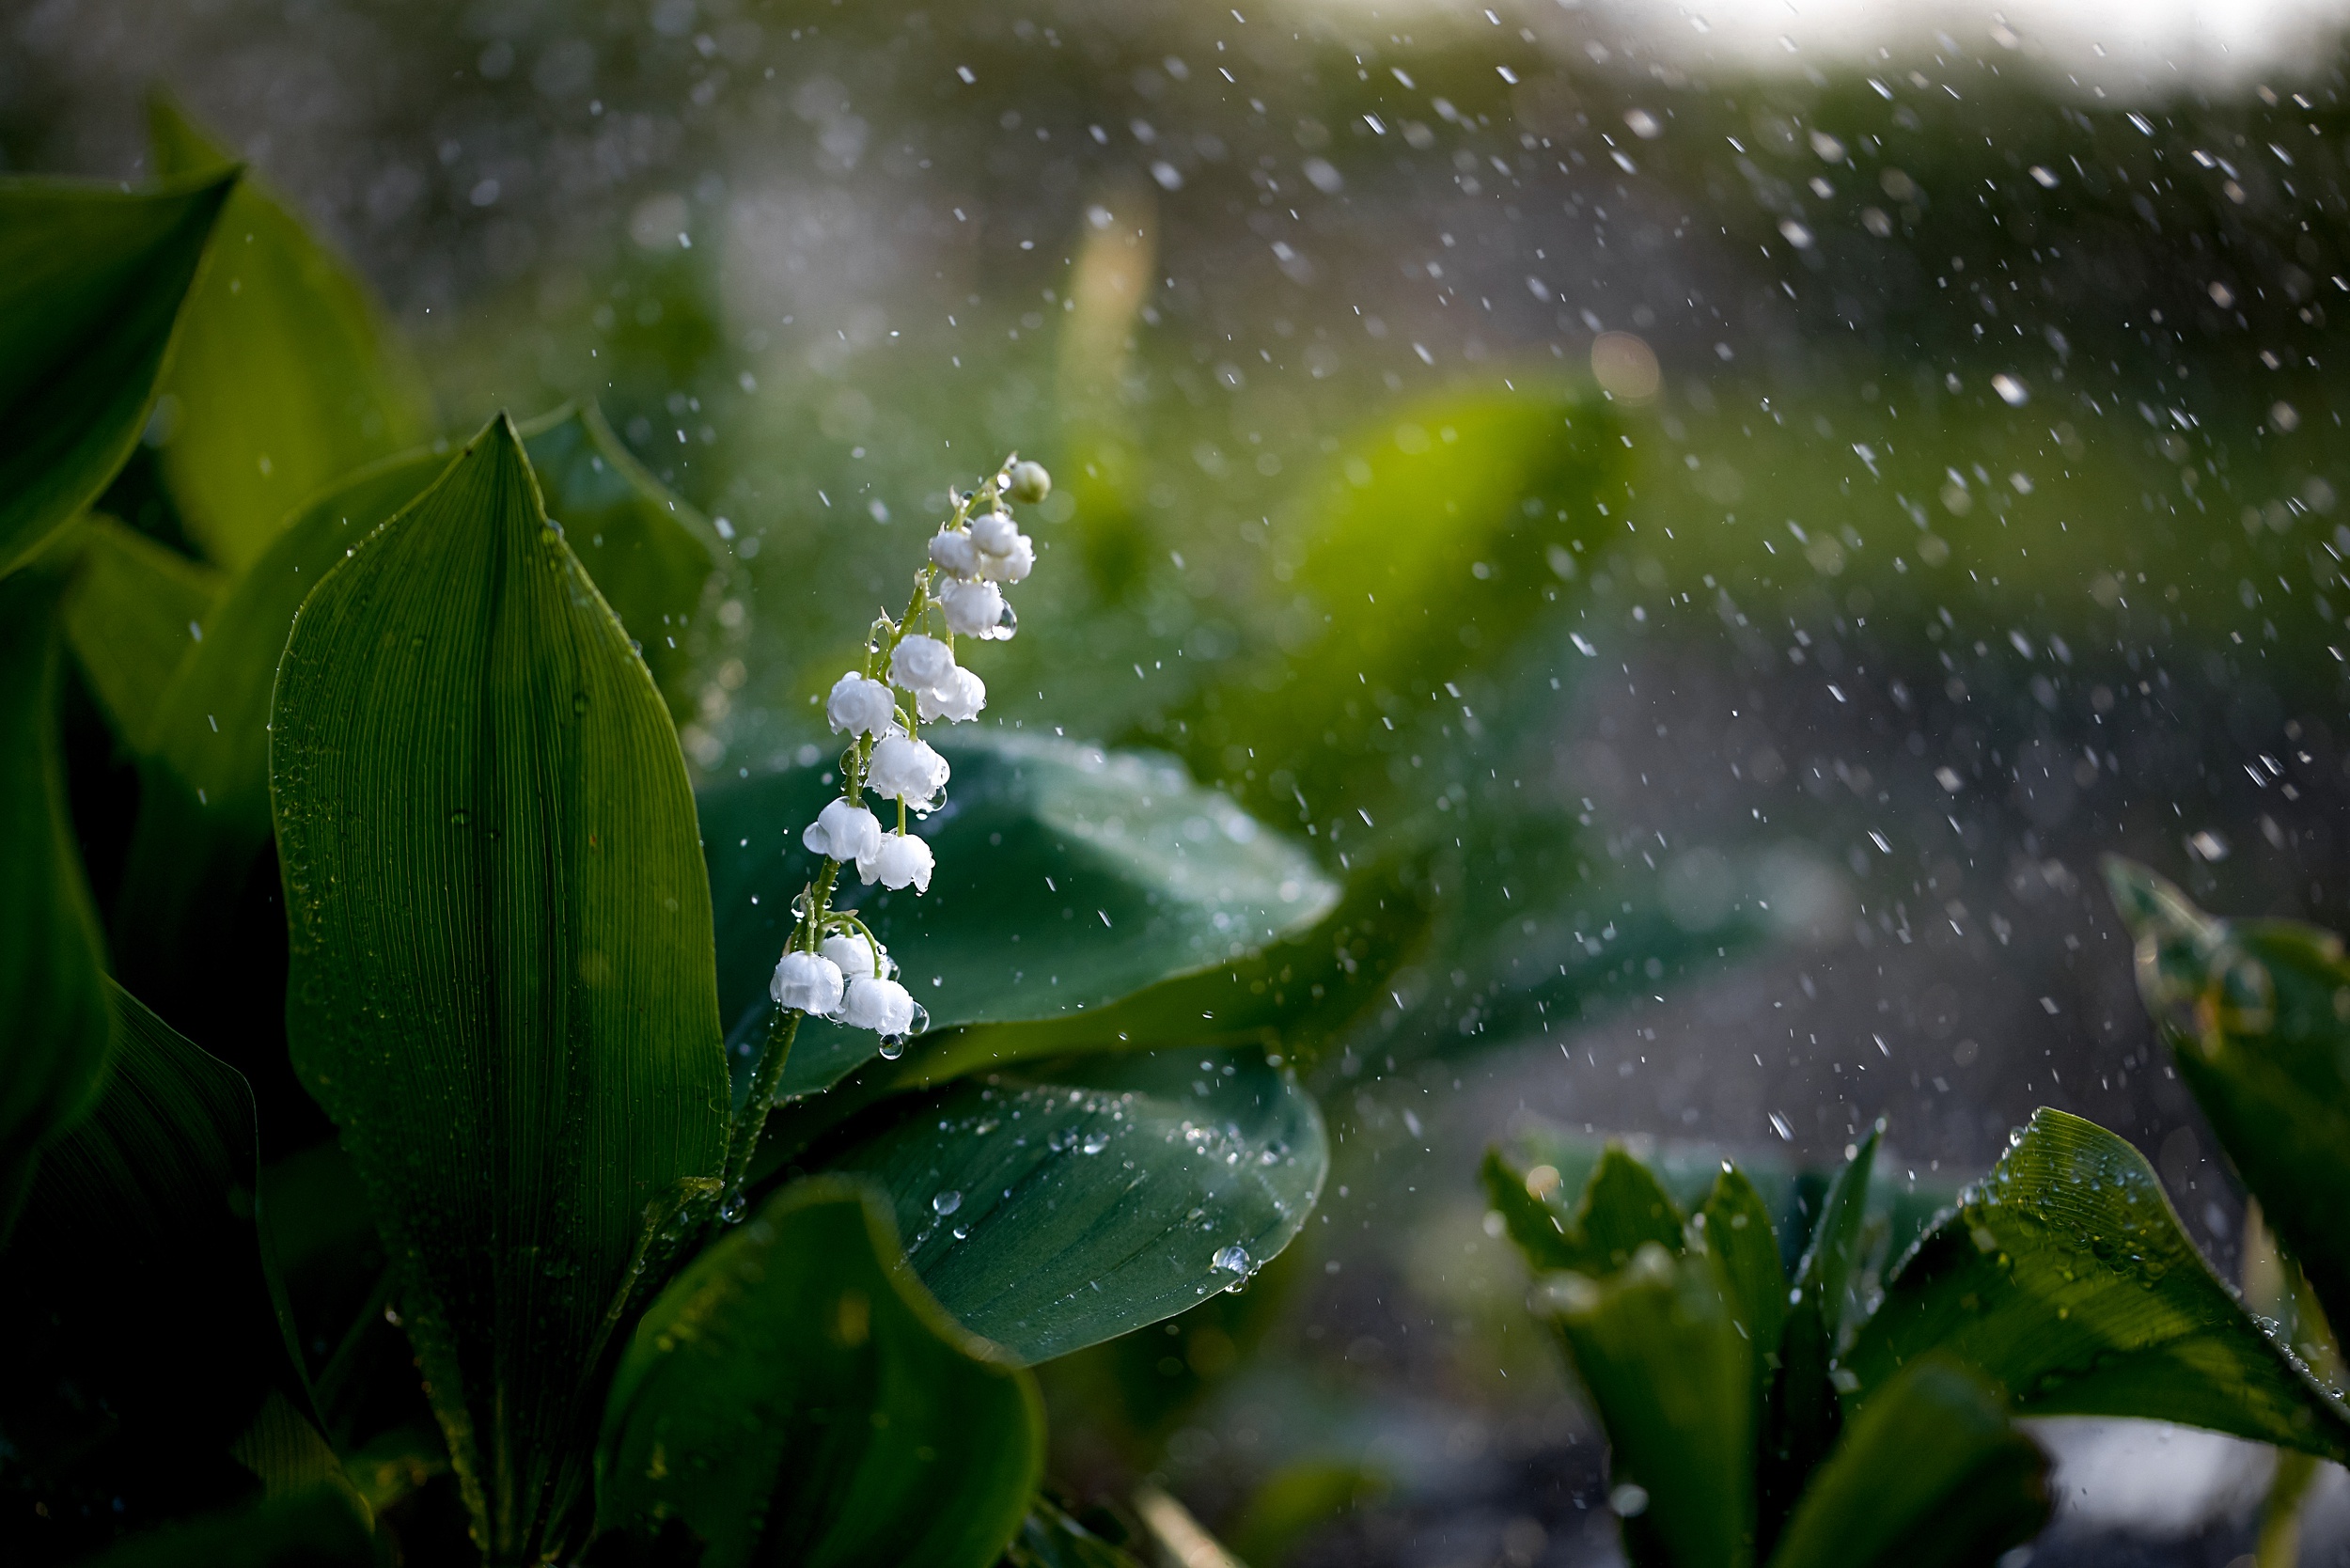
[877, 1036, 904, 1059]
[932, 1189, 963, 1216]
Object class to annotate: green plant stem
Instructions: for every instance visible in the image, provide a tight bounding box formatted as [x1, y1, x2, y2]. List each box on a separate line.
[723, 1005, 804, 1198]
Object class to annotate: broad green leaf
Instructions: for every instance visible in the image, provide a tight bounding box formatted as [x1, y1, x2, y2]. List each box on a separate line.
[1764, 1357, 2048, 1568]
[81, 1482, 380, 1568]
[1540, 1242, 1755, 1568]
[271, 416, 730, 1560]
[0, 569, 112, 1232]
[1697, 1166, 1790, 1386]
[0, 170, 234, 577]
[1480, 1143, 1685, 1278]
[1845, 1108, 2350, 1461]
[815, 1047, 1326, 1364]
[0, 982, 319, 1558]
[58, 511, 220, 752]
[700, 736, 1336, 1102]
[597, 1177, 1042, 1568]
[146, 97, 433, 572]
[2107, 858, 2350, 1336]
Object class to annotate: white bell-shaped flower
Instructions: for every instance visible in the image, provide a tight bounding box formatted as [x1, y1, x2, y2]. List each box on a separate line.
[867, 732, 949, 807]
[975, 530, 1034, 585]
[821, 930, 890, 980]
[825, 671, 897, 737]
[769, 950, 845, 1015]
[838, 974, 917, 1035]
[936, 576, 1005, 639]
[928, 529, 981, 579]
[888, 634, 958, 697]
[916, 665, 985, 724]
[802, 798, 883, 863]
[858, 831, 935, 892]
[970, 510, 1020, 556]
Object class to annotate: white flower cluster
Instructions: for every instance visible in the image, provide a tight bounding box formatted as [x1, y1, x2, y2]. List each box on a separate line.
[769, 931, 916, 1038]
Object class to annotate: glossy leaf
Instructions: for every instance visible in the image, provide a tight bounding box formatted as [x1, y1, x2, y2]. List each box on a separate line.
[0, 569, 112, 1232]
[57, 513, 220, 752]
[814, 1047, 1327, 1364]
[700, 736, 1336, 1101]
[146, 97, 433, 572]
[80, 1482, 381, 1568]
[1540, 1242, 1755, 1568]
[2107, 857, 2350, 1337]
[0, 982, 317, 1560]
[597, 1177, 1041, 1568]
[1764, 1357, 2048, 1568]
[271, 416, 730, 1560]
[1846, 1108, 2350, 1461]
[0, 170, 234, 577]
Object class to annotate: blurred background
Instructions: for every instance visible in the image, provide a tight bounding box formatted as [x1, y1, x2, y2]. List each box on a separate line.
[12, 0, 2350, 1560]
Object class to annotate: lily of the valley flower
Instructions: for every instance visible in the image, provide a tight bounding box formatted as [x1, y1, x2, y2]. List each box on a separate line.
[858, 832, 934, 892]
[824, 671, 897, 737]
[916, 665, 986, 724]
[770, 950, 845, 1015]
[867, 731, 950, 808]
[803, 798, 884, 863]
[838, 973, 917, 1035]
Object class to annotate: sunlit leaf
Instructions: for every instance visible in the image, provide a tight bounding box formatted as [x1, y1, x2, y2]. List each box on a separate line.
[271, 415, 730, 1560]
[146, 97, 433, 572]
[57, 511, 220, 753]
[0, 569, 112, 1232]
[813, 1047, 1326, 1364]
[2107, 857, 2350, 1337]
[1845, 1108, 2350, 1461]
[700, 736, 1336, 1102]
[0, 169, 235, 577]
[597, 1176, 1041, 1568]
[1763, 1357, 2047, 1568]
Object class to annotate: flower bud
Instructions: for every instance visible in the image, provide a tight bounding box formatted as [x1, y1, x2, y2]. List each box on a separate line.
[821, 930, 890, 980]
[916, 665, 986, 724]
[858, 831, 935, 892]
[825, 671, 897, 737]
[770, 950, 845, 1015]
[838, 974, 918, 1035]
[867, 732, 950, 807]
[1007, 460, 1051, 505]
[802, 798, 883, 863]
[928, 529, 981, 579]
[888, 634, 958, 696]
[937, 576, 1005, 639]
[970, 510, 1020, 556]
[975, 530, 1034, 585]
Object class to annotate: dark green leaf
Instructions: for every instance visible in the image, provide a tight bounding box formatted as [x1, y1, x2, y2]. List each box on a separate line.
[1481, 1143, 1685, 1278]
[0, 568, 112, 1232]
[597, 1176, 1042, 1568]
[1845, 1108, 2350, 1461]
[998, 1497, 1149, 1568]
[1761, 1128, 1880, 1553]
[80, 1483, 382, 1568]
[1697, 1166, 1790, 1385]
[0, 171, 236, 577]
[146, 97, 433, 572]
[1763, 1357, 2048, 1568]
[700, 737, 1337, 1101]
[57, 513, 220, 753]
[2106, 857, 2350, 1339]
[814, 1047, 1326, 1363]
[271, 415, 731, 1560]
[1541, 1242, 1755, 1568]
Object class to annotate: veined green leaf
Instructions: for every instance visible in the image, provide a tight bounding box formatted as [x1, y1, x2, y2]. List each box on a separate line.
[0, 569, 112, 1233]
[1764, 1357, 2047, 1568]
[814, 1048, 1326, 1364]
[596, 1177, 1041, 1568]
[146, 97, 433, 572]
[271, 416, 730, 1560]
[1846, 1108, 2350, 1461]
[58, 511, 221, 753]
[0, 170, 235, 577]
[2106, 857, 2350, 1337]
[700, 736, 1336, 1102]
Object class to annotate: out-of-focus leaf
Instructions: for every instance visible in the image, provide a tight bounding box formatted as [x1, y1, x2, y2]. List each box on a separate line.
[1168, 386, 1620, 827]
[597, 1177, 1041, 1568]
[146, 97, 432, 572]
[1846, 1108, 2350, 1461]
[80, 1483, 381, 1568]
[1223, 1460, 1386, 1568]
[814, 1047, 1326, 1364]
[1481, 1143, 1684, 1278]
[701, 736, 1336, 1102]
[1540, 1242, 1755, 1568]
[1762, 1128, 1879, 1553]
[999, 1496, 1150, 1568]
[0, 569, 112, 1232]
[57, 513, 220, 753]
[1698, 1166, 1790, 1389]
[0, 170, 234, 577]
[2107, 858, 2350, 1337]
[0, 982, 319, 1560]
[271, 416, 730, 1560]
[1763, 1357, 2048, 1568]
